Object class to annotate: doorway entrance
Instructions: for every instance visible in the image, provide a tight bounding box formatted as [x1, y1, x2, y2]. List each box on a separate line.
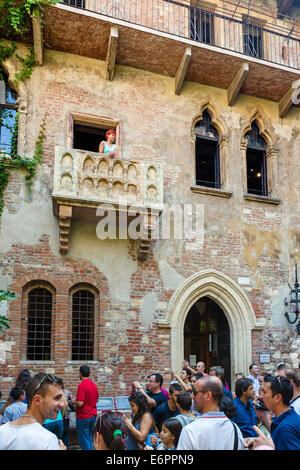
[184, 296, 231, 387]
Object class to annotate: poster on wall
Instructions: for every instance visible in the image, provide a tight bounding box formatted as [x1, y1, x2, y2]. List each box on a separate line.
[259, 353, 270, 364]
[189, 355, 197, 366]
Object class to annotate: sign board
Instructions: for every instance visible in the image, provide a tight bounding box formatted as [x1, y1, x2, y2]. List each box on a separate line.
[259, 353, 270, 364]
[189, 355, 197, 367]
[115, 396, 130, 410]
[96, 397, 114, 411]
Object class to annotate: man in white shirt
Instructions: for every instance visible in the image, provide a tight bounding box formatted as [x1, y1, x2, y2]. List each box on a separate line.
[284, 369, 300, 415]
[0, 373, 67, 450]
[247, 363, 260, 394]
[177, 376, 244, 450]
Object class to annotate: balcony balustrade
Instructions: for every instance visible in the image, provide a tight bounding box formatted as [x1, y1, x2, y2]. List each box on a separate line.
[52, 147, 164, 260]
[61, 0, 299, 70]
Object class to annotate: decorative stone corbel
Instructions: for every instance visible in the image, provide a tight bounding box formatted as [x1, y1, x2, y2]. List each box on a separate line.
[59, 205, 72, 254]
[137, 214, 158, 262]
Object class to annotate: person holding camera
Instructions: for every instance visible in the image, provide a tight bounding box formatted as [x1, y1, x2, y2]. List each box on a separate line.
[232, 378, 258, 438]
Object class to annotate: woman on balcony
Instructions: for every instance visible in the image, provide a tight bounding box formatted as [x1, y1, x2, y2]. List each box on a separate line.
[99, 129, 117, 157]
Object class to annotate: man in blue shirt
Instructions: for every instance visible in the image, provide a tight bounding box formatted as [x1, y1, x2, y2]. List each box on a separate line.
[261, 375, 300, 450]
[232, 378, 258, 437]
[153, 383, 182, 431]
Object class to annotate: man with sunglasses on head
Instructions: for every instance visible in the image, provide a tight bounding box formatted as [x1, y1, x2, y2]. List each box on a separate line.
[0, 373, 66, 450]
[259, 375, 300, 450]
[177, 376, 244, 450]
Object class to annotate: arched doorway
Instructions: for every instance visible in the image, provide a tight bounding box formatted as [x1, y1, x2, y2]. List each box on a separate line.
[184, 296, 231, 386]
[158, 269, 265, 386]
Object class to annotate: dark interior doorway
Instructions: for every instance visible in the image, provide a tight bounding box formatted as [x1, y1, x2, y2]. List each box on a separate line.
[73, 124, 107, 152]
[184, 296, 231, 388]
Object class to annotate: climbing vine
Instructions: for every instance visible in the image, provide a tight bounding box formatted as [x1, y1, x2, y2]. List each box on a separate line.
[0, 115, 47, 217]
[0, 290, 15, 333]
[0, 0, 58, 82]
[0, 1, 54, 217]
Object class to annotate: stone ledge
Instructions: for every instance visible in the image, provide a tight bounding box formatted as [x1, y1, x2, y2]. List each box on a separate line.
[190, 185, 233, 198]
[243, 193, 280, 205]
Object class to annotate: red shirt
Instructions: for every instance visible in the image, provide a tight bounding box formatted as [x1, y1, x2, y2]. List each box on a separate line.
[75, 378, 99, 419]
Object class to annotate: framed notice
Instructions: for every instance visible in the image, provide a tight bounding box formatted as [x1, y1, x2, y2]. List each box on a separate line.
[259, 353, 270, 364]
[189, 355, 197, 366]
[97, 397, 114, 411]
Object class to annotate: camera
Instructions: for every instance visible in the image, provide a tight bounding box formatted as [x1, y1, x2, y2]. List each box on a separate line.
[254, 398, 268, 411]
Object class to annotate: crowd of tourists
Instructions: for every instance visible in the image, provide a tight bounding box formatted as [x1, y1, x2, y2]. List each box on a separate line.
[0, 360, 299, 451]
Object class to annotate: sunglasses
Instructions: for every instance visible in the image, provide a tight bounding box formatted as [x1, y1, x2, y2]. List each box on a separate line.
[192, 387, 206, 396]
[33, 374, 56, 396]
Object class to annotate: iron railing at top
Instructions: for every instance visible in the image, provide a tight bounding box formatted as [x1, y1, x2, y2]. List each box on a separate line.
[61, 0, 300, 70]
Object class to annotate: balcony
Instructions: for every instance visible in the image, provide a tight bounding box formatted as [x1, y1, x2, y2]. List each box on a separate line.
[52, 147, 164, 260]
[42, 0, 300, 109]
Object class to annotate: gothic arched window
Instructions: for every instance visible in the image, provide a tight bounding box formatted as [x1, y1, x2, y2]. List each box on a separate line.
[245, 121, 267, 196]
[195, 110, 220, 189]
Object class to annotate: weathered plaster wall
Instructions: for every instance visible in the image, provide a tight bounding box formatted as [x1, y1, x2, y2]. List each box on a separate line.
[0, 48, 299, 396]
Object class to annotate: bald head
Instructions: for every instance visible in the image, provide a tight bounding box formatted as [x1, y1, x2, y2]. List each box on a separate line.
[197, 376, 224, 404]
[196, 362, 205, 374]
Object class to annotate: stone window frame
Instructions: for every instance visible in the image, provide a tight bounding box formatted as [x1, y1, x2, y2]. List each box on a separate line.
[190, 99, 232, 199]
[240, 110, 280, 205]
[66, 111, 122, 156]
[20, 280, 56, 362]
[68, 283, 100, 362]
[1, 58, 28, 157]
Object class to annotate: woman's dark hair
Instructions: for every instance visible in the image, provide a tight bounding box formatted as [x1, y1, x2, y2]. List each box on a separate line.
[128, 392, 151, 425]
[15, 369, 31, 391]
[219, 396, 237, 419]
[162, 418, 182, 447]
[182, 367, 192, 380]
[94, 411, 126, 450]
[192, 372, 203, 381]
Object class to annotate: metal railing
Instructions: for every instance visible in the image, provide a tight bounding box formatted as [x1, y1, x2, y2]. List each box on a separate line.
[61, 0, 300, 70]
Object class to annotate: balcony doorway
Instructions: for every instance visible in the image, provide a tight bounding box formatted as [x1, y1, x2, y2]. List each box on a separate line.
[184, 296, 231, 388]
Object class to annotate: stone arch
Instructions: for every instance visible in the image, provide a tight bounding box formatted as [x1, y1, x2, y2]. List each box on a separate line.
[240, 109, 279, 198]
[241, 108, 276, 149]
[2, 57, 28, 156]
[191, 98, 227, 138]
[158, 269, 265, 384]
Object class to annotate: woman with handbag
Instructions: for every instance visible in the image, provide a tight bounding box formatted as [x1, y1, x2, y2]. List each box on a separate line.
[123, 392, 157, 450]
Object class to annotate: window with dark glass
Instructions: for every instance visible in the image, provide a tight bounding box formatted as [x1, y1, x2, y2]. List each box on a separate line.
[243, 22, 263, 59]
[63, 0, 85, 8]
[195, 111, 220, 189]
[245, 121, 267, 196]
[27, 288, 52, 360]
[0, 75, 18, 155]
[72, 289, 95, 361]
[190, 7, 214, 45]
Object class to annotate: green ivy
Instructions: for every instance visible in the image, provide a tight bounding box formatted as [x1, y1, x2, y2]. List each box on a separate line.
[0, 0, 58, 81]
[0, 113, 47, 217]
[0, 289, 15, 332]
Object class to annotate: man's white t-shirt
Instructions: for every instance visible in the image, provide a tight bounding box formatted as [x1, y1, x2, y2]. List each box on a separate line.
[0, 422, 60, 450]
[290, 396, 300, 416]
[177, 412, 245, 450]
